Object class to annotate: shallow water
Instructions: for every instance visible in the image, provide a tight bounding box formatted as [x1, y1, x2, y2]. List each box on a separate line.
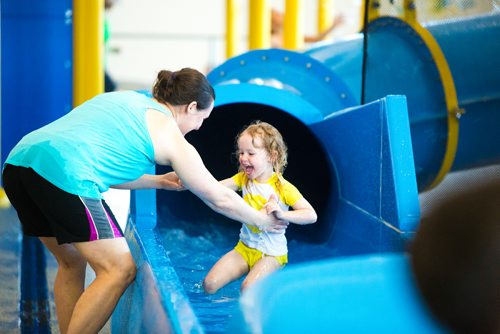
[158, 219, 337, 333]
[159, 224, 241, 333]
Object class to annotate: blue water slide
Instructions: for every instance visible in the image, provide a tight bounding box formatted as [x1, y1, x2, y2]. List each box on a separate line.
[228, 254, 446, 334]
[305, 13, 500, 189]
[2, 2, 498, 331]
[112, 12, 500, 333]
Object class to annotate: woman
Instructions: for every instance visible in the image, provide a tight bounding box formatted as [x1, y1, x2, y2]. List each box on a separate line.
[2, 68, 287, 334]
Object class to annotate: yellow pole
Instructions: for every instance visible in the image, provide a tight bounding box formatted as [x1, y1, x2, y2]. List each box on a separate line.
[403, 0, 417, 23]
[318, 0, 333, 34]
[73, 0, 104, 107]
[0, 187, 10, 209]
[360, 0, 381, 30]
[249, 0, 270, 50]
[226, 0, 239, 58]
[283, 0, 303, 50]
[369, 0, 381, 22]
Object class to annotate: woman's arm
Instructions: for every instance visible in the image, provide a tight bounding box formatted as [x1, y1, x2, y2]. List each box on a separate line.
[220, 177, 238, 191]
[151, 112, 287, 232]
[111, 172, 185, 191]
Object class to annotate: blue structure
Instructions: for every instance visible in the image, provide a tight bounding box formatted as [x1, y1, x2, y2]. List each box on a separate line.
[114, 12, 500, 334]
[1, 2, 499, 332]
[1, 0, 73, 165]
[229, 254, 444, 334]
[1, 1, 72, 332]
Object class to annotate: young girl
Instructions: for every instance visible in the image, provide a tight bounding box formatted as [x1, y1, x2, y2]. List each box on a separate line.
[203, 121, 317, 294]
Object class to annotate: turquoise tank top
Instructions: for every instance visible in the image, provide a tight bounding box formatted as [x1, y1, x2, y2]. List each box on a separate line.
[5, 91, 170, 198]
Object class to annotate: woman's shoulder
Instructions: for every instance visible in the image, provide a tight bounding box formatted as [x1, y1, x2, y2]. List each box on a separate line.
[99, 90, 151, 101]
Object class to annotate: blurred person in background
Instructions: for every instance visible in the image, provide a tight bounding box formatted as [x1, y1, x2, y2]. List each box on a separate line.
[271, 8, 344, 48]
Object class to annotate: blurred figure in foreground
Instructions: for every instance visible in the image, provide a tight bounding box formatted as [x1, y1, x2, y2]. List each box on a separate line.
[410, 178, 500, 334]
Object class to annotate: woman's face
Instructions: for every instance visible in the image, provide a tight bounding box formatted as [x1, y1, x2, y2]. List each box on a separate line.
[179, 100, 213, 135]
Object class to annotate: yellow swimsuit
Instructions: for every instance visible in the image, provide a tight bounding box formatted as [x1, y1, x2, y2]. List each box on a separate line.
[231, 172, 302, 268]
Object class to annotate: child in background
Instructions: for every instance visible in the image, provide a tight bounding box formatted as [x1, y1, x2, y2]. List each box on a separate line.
[203, 121, 317, 294]
[271, 8, 344, 48]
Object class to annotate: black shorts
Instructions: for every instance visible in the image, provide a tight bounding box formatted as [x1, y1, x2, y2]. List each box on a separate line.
[2, 164, 123, 244]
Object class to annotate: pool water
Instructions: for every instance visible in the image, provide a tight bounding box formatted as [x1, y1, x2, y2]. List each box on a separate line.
[158, 219, 337, 333]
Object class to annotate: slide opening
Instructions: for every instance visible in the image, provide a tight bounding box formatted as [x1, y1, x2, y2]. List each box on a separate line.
[157, 102, 338, 243]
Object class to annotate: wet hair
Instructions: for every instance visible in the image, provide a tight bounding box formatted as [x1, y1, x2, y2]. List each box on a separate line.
[236, 120, 288, 183]
[410, 180, 500, 334]
[152, 68, 215, 110]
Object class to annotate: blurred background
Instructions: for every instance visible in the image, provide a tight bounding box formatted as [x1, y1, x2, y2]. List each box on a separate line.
[105, 0, 359, 89]
[105, 0, 494, 90]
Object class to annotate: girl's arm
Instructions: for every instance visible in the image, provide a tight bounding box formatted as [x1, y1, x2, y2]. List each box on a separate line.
[304, 15, 344, 43]
[265, 195, 317, 225]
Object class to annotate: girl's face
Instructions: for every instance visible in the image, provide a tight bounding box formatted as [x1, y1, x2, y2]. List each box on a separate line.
[237, 132, 274, 182]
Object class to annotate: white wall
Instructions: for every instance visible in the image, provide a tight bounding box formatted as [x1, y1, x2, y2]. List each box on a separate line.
[105, 0, 361, 90]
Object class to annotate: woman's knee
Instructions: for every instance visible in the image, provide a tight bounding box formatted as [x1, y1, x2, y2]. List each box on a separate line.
[120, 255, 137, 285]
[77, 238, 137, 285]
[99, 253, 136, 286]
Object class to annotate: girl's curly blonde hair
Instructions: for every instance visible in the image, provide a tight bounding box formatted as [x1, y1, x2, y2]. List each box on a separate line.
[236, 120, 288, 176]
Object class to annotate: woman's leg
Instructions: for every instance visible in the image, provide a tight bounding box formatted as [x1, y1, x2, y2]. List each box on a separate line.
[4, 166, 134, 333]
[241, 256, 281, 292]
[65, 237, 136, 334]
[203, 250, 248, 294]
[39, 237, 87, 334]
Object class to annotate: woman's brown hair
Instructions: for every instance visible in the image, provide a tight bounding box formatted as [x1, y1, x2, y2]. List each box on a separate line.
[152, 68, 215, 109]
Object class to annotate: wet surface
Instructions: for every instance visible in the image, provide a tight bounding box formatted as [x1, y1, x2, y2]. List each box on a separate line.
[159, 219, 337, 334]
[0, 205, 110, 334]
[157, 165, 500, 333]
[0, 206, 21, 333]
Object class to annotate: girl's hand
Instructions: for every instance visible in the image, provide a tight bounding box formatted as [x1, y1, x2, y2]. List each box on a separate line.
[264, 194, 284, 219]
[159, 172, 186, 191]
[257, 195, 288, 232]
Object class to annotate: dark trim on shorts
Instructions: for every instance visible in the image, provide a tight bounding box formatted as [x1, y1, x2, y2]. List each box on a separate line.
[2, 164, 123, 244]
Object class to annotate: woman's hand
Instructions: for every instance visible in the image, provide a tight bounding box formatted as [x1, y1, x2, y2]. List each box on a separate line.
[159, 172, 186, 191]
[260, 218, 289, 233]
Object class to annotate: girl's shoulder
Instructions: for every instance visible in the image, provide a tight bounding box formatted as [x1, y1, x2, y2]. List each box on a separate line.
[231, 171, 247, 188]
[273, 174, 303, 204]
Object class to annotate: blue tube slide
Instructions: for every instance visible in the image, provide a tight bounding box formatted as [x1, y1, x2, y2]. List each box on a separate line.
[306, 13, 500, 189]
[113, 12, 500, 333]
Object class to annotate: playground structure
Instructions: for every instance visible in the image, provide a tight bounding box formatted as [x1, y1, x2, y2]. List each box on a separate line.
[114, 8, 500, 334]
[1, 1, 499, 333]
